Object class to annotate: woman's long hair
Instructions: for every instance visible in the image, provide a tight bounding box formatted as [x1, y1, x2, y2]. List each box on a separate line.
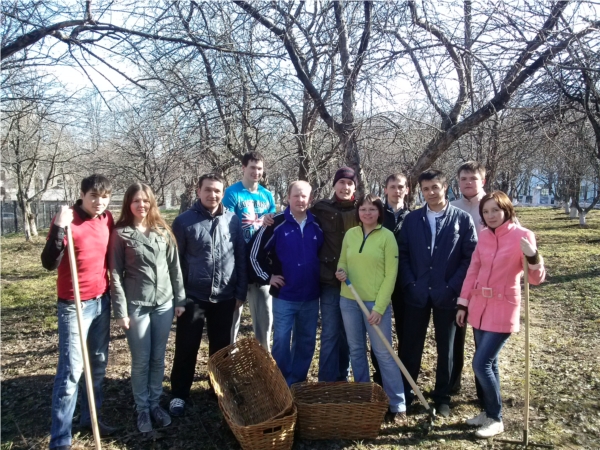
[115, 183, 176, 245]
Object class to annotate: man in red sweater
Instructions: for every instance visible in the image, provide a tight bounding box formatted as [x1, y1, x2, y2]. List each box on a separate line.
[41, 174, 116, 450]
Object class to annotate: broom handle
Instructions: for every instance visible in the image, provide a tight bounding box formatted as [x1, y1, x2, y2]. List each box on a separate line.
[344, 280, 431, 412]
[523, 256, 530, 446]
[66, 226, 102, 450]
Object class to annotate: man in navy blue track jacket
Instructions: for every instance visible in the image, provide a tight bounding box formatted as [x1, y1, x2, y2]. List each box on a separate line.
[249, 181, 324, 386]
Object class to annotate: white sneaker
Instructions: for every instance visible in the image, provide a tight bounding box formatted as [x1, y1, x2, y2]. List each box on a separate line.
[475, 417, 504, 438]
[466, 411, 487, 427]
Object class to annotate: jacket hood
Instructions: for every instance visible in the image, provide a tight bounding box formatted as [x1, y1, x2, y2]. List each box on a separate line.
[192, 200, 224, 218]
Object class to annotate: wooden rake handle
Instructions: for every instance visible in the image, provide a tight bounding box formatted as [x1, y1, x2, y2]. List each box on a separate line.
[344, 279, 432, 413]
[66, 226, 102, 450]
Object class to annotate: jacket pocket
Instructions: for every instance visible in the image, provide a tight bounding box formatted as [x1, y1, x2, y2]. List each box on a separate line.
[126, 241, 143, 254]
[492, 295, 520, 331]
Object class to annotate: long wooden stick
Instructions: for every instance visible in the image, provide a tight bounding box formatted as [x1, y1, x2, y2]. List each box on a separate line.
[495, 257, 552, 448]
[523, 256, 530, 447]
[344, 280, 432, 413]
[66, 226, 102, 450]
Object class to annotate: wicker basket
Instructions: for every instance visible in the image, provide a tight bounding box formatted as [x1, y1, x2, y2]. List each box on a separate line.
[291, 381, 389, 440]
[208, 338, 296, 450]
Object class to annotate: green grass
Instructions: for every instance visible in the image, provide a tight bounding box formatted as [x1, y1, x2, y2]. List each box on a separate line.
[1, 207, 599, 449]
[1, 236, 58, 331]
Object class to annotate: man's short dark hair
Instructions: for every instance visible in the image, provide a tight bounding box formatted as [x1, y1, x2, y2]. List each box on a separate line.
[242, 152, 265, 167]
[457, 161, 486, 180]
[355, 194, 385, 225]
[81, 174, 112, 195]
[197, 173, 226, 190]
[384, 173, 408, 188]
[418, 169, 447, 187]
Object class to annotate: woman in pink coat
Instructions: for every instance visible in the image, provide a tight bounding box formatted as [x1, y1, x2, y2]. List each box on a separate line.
[456, 191, 545, 438]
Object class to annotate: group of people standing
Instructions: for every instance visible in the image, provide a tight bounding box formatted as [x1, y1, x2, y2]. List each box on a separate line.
[43, 155, 545, 450]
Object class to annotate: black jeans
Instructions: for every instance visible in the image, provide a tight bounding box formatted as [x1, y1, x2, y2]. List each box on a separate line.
[450, 319, 485, 406]
[400, 299, 456, 406]
[170, 298, 236, 399]
[450, 321, 466, 392]
[371, 284, 404, 386]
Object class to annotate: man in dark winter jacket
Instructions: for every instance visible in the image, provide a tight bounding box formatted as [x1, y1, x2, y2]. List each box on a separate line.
[398, 169, 477, 418]
[311, 167, 359, 382]
[371, 173, 410, 385]
[249, 181, 324, 386]
[169, 173, 247, 417]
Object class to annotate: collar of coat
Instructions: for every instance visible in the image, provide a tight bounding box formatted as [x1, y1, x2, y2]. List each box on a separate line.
[459, 191, 486, 205]
[384, 196, 409, 214]
[484, 219, 516, 237]
[284, 206, 315, 225]
[119, 226, 165, 245]
[193, 200, 224, 218]
[329, 194, 356, 209]
[73, 199, 109, 221]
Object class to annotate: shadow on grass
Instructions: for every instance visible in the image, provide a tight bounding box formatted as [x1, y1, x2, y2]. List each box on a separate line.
[545, 269, 600, 285]
[0, 372, 240, 450]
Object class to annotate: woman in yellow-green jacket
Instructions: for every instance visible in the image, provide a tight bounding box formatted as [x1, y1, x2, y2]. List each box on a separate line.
[335, 194, 406, 422]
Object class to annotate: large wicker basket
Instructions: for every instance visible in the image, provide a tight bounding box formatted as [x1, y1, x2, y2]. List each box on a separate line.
[291, 381, 389, 440]
[208, 338, 296, 450]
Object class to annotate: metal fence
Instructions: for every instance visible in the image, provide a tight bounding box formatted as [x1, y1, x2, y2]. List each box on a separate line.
[0, 201, 70, 235]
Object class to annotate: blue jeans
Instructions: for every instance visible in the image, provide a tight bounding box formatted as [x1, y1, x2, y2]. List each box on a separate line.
[125, 300, 174, 413]
[272, 298, 319, 386]
[318, 285, 350, 382]
[50, 294, 111, 449]
[340, 297, 406, 413]
[472, 328, 511, 421]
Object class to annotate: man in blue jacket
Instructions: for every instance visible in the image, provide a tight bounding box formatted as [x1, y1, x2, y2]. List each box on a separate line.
[398, 169, 477, 417]
[169, 173, 247, 417]
[249, 181, 324, 386]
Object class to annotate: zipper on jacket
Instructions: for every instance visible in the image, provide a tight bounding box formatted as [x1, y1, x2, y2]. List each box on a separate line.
[209, 217, 218, 300]
[359, 228, 378, 253]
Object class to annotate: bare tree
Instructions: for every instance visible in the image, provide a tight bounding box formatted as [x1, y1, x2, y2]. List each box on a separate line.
[1, 96, 79, 240]
[233, 1, 374, 190]
[379, 1, 599, 197]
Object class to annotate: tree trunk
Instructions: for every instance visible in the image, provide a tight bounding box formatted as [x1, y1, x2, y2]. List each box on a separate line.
[570, 207, 579, 219]
[179, 185, 196, 214]
[564, 200, 570, 214]
[27, 203, 38, 238]
[18, 199, 37, 241]
[579, 211, 587, 226]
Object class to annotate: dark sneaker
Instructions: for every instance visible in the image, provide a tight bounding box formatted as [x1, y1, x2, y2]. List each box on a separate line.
[169, 398, 185, 417]
[436, 403, 451, 418]
[137, 410, 152, 433]
[151, 406, 172, 428]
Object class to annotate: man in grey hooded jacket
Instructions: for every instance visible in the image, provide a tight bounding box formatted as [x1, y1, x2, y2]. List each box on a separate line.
[169, 173, 247, 417]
